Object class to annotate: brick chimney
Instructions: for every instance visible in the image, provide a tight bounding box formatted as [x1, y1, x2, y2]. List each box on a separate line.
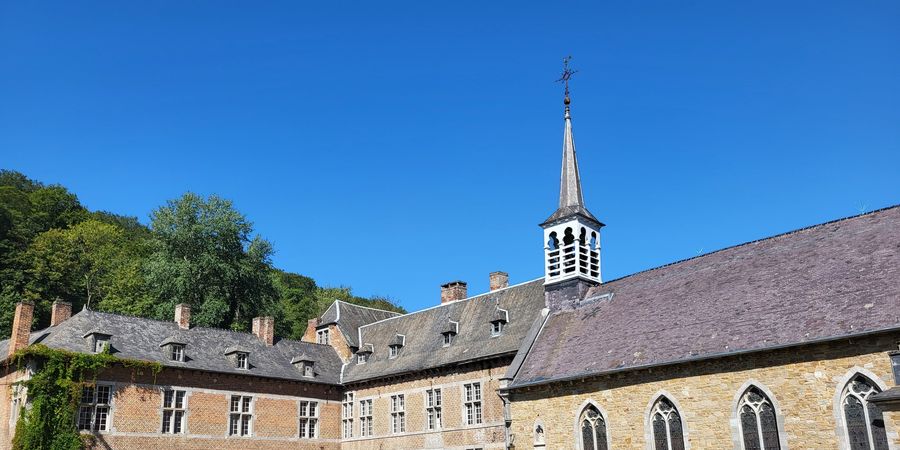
[489, 271, 509, 291]
[8, 301, 34, 358]
[440, 281, 468, 304]
[252, 316, 275, 346]
[303, 317, 320, 343]
[50, 300, 72, 326]
[174, 303, 191, 330]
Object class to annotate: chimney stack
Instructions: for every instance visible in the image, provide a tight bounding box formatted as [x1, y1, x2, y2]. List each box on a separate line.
[9, 301, 34, 357]
[174, 303, 191, 330]
[440, 281, 468, 304]
[303, 317, 320, 343]
[489, 271, 509, 291]
[50, 300, 72, 326]
[252, 316, 275, 346]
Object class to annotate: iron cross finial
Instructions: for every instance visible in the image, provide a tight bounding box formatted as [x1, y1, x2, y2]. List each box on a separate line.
[556, 55, 577, 104]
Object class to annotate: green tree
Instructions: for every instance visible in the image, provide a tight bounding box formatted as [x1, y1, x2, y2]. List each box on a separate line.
[271, 270, 319, 339]
[146, 193, 277, 331]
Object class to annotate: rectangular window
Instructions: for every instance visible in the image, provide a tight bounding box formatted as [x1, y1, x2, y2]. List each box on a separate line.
[357, 353, 367, 364]
[94, 338, 109, 354]
[78, 384, 112, 431]
[491, 322, 504, 336]
[316, 329, 330, 345]
[359, 399, 373, 437]
[228, 395, 252, 436]
[341, 392, 354, 438]
[161, 389, 186, 434]
[170, 344, 185, 362]
[464, 383, 482, 425]
[443, 333, 454, 346]
[299, 400, 318, 439]
[426, 388, 442, 430]
[236, 352, 248, 370]
[390, 394, 405, 434]
[303, 363, 314, 378]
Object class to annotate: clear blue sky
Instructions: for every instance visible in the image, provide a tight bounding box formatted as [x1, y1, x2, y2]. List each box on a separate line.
[2, 1, 898, 312]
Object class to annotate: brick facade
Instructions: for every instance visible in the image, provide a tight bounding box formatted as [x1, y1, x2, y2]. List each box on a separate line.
[342, 358, 511, 450]
[507, 332, 900, 449]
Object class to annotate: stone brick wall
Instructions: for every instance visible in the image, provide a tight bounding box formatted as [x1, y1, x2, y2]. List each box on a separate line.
[508, 332, 900, 450]
[342, 359, 510, 450]
[0, 366, 27, 450]
[78, 365, 341, 450]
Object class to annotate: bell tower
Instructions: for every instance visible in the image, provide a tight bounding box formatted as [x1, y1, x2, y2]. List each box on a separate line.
[542, 58, 604, 307]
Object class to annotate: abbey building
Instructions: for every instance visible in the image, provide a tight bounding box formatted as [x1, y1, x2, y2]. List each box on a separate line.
[0, 93, 897, 450]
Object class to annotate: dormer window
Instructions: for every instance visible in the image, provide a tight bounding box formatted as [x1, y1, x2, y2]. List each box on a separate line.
[84, 330, 112, 354]
[356, 344, 373, 365]
[441, 319, 458, 347]
[170, 344, 185, 362]
[388, 334, 405, 359]
[490, 307, 509, 337]
[316, 329, 330, 345]
[95, 337, 110, 354]
[224, 346, 251, 370]
[291, 355, 315, 378]
[358, 353, 368, 364]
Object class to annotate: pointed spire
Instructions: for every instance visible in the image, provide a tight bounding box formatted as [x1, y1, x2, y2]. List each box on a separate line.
[541, 94, 602, 227]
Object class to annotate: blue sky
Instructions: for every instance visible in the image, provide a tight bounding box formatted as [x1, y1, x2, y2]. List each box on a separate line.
[2, 1, 898, 312]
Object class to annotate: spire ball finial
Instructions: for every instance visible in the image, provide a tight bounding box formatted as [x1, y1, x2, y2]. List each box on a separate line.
[564, 96, 570, 105]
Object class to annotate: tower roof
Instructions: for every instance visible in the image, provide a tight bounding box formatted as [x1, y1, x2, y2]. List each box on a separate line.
[541, 100, 602, 227]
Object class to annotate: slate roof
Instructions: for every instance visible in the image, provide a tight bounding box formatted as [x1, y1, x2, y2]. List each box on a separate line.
[320, 301, 402, 348]
[510, 205, 900, 388]
[342, 279, 547, 383]
[0, 309, 344, 385]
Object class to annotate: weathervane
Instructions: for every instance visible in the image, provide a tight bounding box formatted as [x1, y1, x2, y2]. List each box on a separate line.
[556, 55, 577, 105]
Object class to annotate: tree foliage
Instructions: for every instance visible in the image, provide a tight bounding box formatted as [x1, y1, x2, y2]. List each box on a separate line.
[0, 170, 405, 338]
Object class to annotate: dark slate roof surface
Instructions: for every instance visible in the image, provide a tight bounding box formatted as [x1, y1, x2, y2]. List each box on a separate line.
[512, 205, 900, 388]
[320, 301, 402, 348]
[343, 279, 547, 383]
[3, 309, 344, 385]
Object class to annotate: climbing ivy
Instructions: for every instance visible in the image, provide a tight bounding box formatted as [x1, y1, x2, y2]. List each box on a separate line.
[9, 345, 162, 450]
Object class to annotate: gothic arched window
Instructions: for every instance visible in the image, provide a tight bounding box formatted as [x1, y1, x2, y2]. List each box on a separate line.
[841, 374, 889, 450]
[650, 396, 685, 450]
[578, 404, 608, 450]
[737, 386, 781, 450]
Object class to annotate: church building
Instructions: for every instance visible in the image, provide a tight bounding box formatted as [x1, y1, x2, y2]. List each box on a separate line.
[0, 88, 897, 450]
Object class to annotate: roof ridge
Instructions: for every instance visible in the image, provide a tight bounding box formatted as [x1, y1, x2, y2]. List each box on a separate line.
[599, 203, 900, 287]
[334, 299, 403, 316]
[358, 277, 545, 330]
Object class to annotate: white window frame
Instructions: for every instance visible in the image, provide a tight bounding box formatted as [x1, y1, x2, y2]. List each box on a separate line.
[228, 395, 253, 437]
[342, 392, 354, 438]
[78, 384, 113, 432]
[389, 345, 400, 359]
[464, 382, 483, 425]
[161, 389, 186, 434]
[359, 398, 373, 437]
[357, 353, 368, 364]
[491, 321, 504, 337]
[426, 388, 442, 430]
[316, 329, 330, 345]
[236, 352, 249, 370]
[443, 332, 454, 347]
[391, 394, 406, 434]
[170, 344, 185, 362]
[299, 400, 318, 439]
[94, 337, 109, 354]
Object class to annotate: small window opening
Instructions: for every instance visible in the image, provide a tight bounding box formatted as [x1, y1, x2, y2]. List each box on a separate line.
[94, 337, 109, 354]
[548, 232, 559, 250]
[389, 345, 401, 359]
[170, 344, 185, 362]
[236, 352, 248, 370]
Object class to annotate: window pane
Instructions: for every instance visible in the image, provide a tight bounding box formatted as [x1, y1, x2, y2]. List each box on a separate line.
[668, 412, 685, 450]
[241, 414, 251, 435]
[96, 385, 111, 404]
[230, 396, 240, 413]
[595, 416, 608, 450]
[78, 406, 93, 430]
[242, 397, 251, 413]
[844, 396, 870, 450]
[759, 403, 781, 450]
[581, 420, 595, 450]
[94, 406, 109, 431]
[741, 405, 761, 450]
[867, 401, 889, 450]
[173, 411, 183, 434]
[652, 414, 667, 450]
[162, 410, 172, 433]
[175, 391, 185, 409]
[81, 387, 94, 404]
[164, 390, 174, 408]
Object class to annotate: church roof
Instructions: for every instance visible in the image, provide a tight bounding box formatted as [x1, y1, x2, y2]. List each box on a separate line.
[319, 300, 402, 348]
[0, 309, 344, 385]
[510, 205, 900, 388]
[342, 279, 547, 384]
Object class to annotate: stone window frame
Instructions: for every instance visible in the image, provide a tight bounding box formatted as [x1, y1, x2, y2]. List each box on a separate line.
[832, 367, 893, 450]
[228, 394, 254, 437]
[643, 390, 691, 450]
[77, 383, 114, 432]
[463, 382, 483, 426]
[341, 391, 354, 439]
[358, 397, 374, 437]
[426, 388, 443, 430]
[298, 399, 319, 439]
[729, 380, 788, 450]
[573, 399, 612, 450]
[161, 388, 188, 434]
[390, 394, 406, 434]
[316, 328, 330, 345]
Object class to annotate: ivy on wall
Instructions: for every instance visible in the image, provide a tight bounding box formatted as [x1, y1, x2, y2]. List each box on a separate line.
[9, 345, 162, 450]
